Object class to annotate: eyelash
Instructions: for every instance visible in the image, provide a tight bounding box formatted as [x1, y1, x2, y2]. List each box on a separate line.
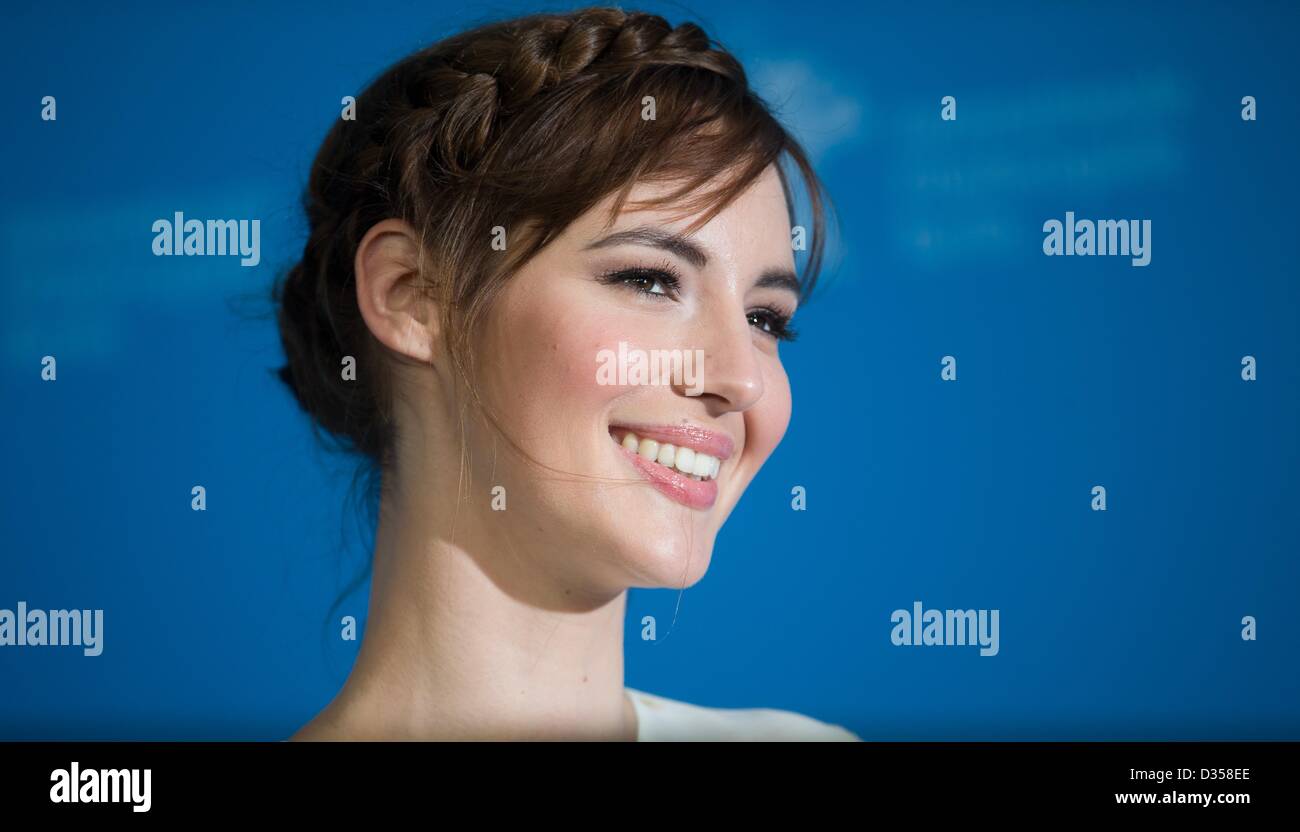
[597, 261, 799, 343]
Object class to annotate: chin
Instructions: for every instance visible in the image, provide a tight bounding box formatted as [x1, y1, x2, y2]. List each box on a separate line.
[540, 479, 727, 593]
[620, 525, 719, 590]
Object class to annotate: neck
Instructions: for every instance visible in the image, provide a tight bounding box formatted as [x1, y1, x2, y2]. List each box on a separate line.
[298, 474, 637, 741]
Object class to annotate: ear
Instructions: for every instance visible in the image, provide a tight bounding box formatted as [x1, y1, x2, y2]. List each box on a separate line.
[354, 218, 438, 364]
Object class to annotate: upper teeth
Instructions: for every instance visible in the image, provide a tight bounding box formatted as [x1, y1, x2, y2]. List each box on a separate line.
[618, 431, 721, 481]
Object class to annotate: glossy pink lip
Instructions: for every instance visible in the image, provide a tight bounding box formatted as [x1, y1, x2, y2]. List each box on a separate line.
[614, 443, 720, 510]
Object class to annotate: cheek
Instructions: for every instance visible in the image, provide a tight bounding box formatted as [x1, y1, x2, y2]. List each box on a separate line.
[478, 283, 622, 452]
[744, 357, 793, 466]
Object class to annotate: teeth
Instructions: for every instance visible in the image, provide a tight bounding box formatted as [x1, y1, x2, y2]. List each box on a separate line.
[614, 430, 721, 481]
[655, 443, 675, 467]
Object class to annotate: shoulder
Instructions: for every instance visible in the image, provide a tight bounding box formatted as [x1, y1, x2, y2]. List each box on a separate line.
[626, 687, 860, 742]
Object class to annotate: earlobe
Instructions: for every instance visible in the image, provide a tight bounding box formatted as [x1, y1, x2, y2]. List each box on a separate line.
[354, 218, 439, 364]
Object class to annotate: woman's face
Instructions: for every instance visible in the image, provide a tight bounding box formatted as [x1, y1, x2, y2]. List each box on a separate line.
[471, 163, 799, 596]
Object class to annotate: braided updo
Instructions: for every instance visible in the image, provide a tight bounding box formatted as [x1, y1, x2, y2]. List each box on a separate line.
[273, 6, 827, 467]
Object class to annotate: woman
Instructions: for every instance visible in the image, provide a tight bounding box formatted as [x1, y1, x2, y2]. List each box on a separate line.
[278, 6, 857, 741]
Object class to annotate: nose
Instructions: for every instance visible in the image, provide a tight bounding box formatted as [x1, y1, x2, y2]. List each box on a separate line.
[675, 298, 764, 414]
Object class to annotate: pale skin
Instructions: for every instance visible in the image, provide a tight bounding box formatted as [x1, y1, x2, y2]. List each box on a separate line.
[291, 163, 800, 741]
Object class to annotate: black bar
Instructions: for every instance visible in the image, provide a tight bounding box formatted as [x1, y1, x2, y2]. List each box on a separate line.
[0, 741, 1289, 816]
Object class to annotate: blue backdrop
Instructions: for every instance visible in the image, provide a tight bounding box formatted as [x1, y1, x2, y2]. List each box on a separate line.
[2, 0, 1297, 740]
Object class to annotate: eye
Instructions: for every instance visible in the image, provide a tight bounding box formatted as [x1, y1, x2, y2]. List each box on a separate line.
[597, 262, 683, 300]
[747, 307, 798, 343]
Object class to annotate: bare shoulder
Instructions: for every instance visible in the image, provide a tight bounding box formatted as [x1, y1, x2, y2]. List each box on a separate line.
[285, 713, 339, 741]
[285, 698, 367, 741]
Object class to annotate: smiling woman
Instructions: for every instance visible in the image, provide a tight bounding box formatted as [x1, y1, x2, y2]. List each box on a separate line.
[274, 5, 856, 741]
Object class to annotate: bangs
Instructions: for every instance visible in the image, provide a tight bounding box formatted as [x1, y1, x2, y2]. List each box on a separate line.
[478, 63, 828, 304]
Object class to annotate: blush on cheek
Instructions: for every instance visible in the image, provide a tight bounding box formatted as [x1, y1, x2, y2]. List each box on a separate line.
[483, 294, 621, 444]
[538, 314, 623, 403]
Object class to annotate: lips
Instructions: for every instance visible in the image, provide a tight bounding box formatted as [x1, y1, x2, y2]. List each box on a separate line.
[608, 424, 734, 510]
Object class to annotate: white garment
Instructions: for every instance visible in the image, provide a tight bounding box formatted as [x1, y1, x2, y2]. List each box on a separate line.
[626, 687, 860, 741]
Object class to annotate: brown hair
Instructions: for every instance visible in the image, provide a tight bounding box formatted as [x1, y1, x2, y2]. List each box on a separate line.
[274, 6, 829, 467]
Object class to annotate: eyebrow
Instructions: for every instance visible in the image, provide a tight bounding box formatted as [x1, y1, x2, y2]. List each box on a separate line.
[583, 224, 802, 298]
[584, 225, 709, 268]
[753, 269, 802, 297]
